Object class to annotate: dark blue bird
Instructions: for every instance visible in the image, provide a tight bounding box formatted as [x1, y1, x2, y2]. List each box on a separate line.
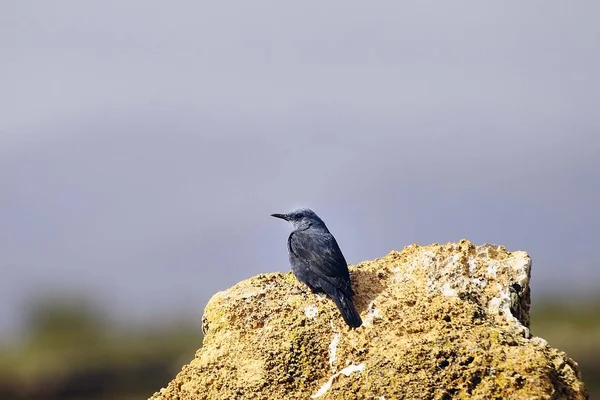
[271, 208, 362, 328]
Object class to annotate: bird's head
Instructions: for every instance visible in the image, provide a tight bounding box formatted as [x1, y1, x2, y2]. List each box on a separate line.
[271, 208, 325, 230]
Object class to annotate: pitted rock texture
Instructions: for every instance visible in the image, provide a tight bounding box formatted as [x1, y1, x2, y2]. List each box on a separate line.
[150, 240, 588, 400]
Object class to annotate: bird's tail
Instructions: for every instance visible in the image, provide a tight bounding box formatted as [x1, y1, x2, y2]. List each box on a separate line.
[333, 291, 362, 328]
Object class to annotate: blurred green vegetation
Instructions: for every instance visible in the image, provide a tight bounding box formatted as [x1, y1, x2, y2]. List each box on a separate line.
[531, 298, 600, 399]
[0, 295, 597, 399]
[0, 295, 202, 399]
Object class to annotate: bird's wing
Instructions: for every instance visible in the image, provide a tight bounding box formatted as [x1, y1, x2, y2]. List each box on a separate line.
[289, 230, 352, 292]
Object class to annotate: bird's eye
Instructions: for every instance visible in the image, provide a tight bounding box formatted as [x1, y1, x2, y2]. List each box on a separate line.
[294, 213, 302, 219]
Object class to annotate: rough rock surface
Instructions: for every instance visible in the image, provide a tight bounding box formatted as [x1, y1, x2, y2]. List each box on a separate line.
[150, 240, 588, 400]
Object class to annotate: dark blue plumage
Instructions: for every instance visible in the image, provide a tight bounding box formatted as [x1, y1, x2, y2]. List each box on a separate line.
[271, 208, 362, 328]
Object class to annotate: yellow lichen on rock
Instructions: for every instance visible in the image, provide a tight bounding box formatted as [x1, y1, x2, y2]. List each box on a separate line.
[150, 240, 588, 400]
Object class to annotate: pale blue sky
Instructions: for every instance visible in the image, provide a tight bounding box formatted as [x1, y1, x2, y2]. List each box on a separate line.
[1, 1, 599, 336]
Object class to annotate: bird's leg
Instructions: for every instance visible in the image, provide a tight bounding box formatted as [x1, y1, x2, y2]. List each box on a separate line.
[290, 283, 311, 295]
[305, 285, 327, 301]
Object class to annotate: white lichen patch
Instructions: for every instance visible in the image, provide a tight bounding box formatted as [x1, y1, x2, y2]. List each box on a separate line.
[362, 301, 382, 327]
[486, 252, 532, 337]
[426, 278, 435, 295]
[467, 258, 477, 275]
[530, 336, 548, 347]
[487, 261, 498, 279]
[510, 251, 531, 288]
[472, 278, 487, 288]
[392, 260, 417, 283]
[440, 282, 458, 297]
[488, 283, 511, 320]
[311, 363, 366, 399]
[328, 332, 340, 367]
[239, 287, 266, 301]
[304, 305, 319, 319]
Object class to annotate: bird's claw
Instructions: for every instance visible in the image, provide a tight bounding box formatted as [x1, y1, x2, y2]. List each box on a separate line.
[291, 285, 309, 295]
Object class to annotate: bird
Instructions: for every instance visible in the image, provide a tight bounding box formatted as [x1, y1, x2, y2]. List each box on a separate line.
[271, 208, 362, 328]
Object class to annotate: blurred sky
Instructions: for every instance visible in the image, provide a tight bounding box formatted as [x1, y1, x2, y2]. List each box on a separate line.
[1, 1, 599, 336]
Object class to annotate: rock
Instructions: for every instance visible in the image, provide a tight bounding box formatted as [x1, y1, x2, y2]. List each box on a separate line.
[149, 240, 589, 400]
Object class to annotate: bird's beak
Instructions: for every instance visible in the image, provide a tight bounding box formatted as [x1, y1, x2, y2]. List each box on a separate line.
[271, 213, 288, 221]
